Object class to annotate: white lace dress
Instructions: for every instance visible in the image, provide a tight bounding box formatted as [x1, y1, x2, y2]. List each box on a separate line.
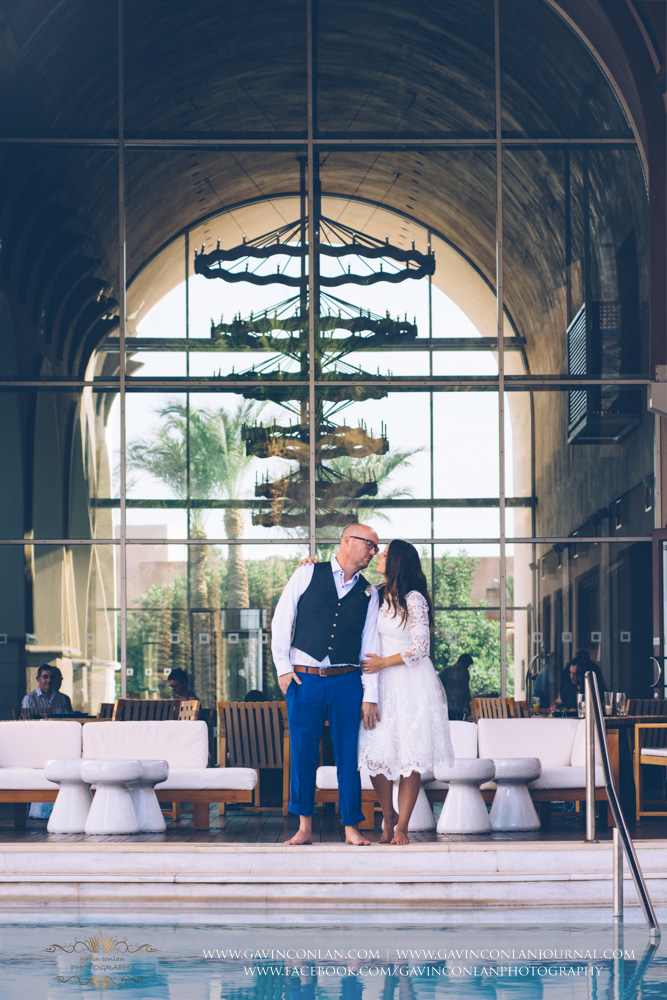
[358, 590, 455, 780]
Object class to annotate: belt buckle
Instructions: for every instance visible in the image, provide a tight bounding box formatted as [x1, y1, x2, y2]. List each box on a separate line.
[318, 666, 328, 676]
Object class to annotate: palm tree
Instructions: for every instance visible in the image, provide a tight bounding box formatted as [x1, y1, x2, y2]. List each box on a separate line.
[127, 398, 262, 701]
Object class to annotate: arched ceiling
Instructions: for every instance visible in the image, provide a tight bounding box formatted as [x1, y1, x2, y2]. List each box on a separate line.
[0, 0, 662, 378]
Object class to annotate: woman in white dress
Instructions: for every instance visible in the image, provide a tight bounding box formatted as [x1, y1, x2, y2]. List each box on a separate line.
[359, 539, 454, 844]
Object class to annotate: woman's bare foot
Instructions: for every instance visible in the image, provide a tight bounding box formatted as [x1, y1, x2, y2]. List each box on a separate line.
[344, 825, 371, 846]
[390, 825, 410, 846]
[378, 810, 400, 844]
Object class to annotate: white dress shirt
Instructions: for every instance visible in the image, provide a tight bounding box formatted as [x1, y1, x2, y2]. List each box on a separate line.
[271, 556, 380, 703]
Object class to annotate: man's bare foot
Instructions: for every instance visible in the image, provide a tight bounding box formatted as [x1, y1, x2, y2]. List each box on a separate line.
[344, 825, 371, 846]
[390, 825, 409, 846]
[284, 829, 313, 845]
[284, 820, 313, 845]
[378, 810, 399, 844]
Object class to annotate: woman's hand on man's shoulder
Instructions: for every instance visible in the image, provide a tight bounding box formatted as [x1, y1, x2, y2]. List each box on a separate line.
[297, 556, 319, 568]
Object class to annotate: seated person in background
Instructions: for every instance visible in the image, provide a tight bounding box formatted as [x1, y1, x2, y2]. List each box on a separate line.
[244, 690, 266, 702]
[439, 653, 473, 721]
[21, 663, 73, 716]
[549, 651, 607, 712]
[167, 667, 198, 702]
[532, 654, 558, 711]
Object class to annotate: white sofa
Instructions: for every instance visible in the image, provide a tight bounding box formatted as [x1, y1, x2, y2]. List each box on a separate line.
[0, 721, 82, 825]
[83, 721, 257, 829]
[477, 718, 604, 791]
[425, 718, 615, 824]
[0, 720, 257, 830]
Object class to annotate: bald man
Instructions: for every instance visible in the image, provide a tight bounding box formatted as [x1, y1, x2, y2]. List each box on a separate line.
[272, 524, 381, 845]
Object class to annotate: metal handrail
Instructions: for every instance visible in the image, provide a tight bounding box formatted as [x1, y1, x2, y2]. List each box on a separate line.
[584, 671, 660, 939]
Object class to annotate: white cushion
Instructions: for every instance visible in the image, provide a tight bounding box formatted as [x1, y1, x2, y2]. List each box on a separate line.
[494, 757, 541, 781]
[450, 720, 478, 758]
[0, 767, 59, 790]
[156, 767, 257, 791]
[570, 721, 604, 766]
[434, 758, 495, 783]
[0, 721, 82, 768]
[83, 721, 208, 768]
[477, 718, 580, 767]
[528, 765, 604, 789]
[430, 768, 606, 792]
[316, 766, 374, 791]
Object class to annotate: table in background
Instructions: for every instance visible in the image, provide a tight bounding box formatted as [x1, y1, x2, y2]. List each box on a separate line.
[604, 716, 667, 816]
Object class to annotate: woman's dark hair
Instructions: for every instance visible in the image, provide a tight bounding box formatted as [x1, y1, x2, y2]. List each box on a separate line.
[168, 668, 189, 684]
[244, 689, 266, 702]
[381, 539, 434, 627]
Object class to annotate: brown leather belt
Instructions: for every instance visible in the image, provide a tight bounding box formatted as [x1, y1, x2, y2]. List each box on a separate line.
[293, 664, 359, 676]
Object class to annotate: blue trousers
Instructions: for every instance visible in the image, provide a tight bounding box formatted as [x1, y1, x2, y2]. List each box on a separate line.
[285, 670, 364, 826]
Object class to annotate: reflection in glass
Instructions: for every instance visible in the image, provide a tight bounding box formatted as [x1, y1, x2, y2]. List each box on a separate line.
[124, 178, 504, 383]
[512, 541, 652, 706]
[124, 390, 308, 539]
[124, 0, 307, 133]
[125, 544, 307, 713]
[0, 0, 118, 135]
[0, 149, 119, 381]
[506, 390, 653, 540]
[311, 390, 425, 538]
[317, 0, 495, 134]
[433, 392, 500, 498]
[0, 389, 119, 541]
[500, 0, 632, 137]
[124, 161, 303, 380]
[433, 508, 501, 540]
[319, 152, 497, 302]
[0, 544, 118, 718]
[430, 546, 507, 699]
[435, 610, 502, 698]
[503, 148, 648, 377]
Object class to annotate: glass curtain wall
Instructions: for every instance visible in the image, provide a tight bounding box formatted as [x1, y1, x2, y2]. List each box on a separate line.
[0, 0, 653, 720]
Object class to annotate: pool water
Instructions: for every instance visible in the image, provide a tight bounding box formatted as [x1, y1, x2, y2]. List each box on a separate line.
[1, 916, 665, 999]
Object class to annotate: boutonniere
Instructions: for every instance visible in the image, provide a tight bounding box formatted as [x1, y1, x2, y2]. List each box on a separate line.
[364, 586, 373, 597]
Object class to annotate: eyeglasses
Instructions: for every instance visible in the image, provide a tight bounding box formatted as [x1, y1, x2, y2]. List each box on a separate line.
[349, 535, 379, 554]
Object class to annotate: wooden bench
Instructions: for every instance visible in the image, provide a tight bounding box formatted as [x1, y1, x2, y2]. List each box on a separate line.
[218, 700, 288, 812]
[111, 698, 201, 721]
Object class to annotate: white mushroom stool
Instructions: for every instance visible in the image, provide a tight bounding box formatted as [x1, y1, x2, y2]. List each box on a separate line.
[129, 759, 169, 833]
[44, 758, 92, 834]
[490, 757, 542, 832]
[81, 759, 142, 835]
[434, 758, 495, 834]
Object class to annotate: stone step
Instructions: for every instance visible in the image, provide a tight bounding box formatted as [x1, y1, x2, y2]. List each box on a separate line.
[1, 840, 666, 908]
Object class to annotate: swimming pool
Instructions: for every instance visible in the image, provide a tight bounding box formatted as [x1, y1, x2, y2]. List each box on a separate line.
[1, 912, 665, 998]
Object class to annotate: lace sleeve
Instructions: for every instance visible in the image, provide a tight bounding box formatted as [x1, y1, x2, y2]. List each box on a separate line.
[400, 591, 431, 665]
